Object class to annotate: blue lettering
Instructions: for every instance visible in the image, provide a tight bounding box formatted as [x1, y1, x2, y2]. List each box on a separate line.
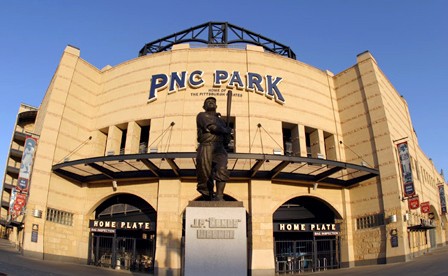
[247, 72, 264, 94]
[214, 70, 229, 86]
[266, 75, 284, 104]
[227, 71, 244, 89]
[189, 70, 204, 88]
[149, 74, 168, 102]
[169, 71, 187, 93]
[148, 70, 285, 104]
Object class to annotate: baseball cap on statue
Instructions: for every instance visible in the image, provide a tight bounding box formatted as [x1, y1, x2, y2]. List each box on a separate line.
[203, 97, 217, 110]
[204, 96, 216, 102]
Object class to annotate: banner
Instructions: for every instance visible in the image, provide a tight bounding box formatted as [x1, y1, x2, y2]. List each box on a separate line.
[10, 192, 28, 220]
[397, 142, 415, 197]
[408, 196, 419, 210]
[420, 201, 430, 213]
[8, 136, 38, 221]
[438, 184, 447, 214]
[17, 136, 38, 193]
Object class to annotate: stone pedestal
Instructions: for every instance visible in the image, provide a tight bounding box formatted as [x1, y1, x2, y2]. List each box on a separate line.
[184, 201, 247, 276]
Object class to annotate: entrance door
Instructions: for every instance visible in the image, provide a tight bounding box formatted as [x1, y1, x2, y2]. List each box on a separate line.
[89, 194, 157, 272]
[90, 234, 114, 267]
[116, 237, 136, 270]
[273, 196, 342, 274]
[89, 233, 155, 272]
[429, 228, 436, 249]
[274, 237, 339, 273]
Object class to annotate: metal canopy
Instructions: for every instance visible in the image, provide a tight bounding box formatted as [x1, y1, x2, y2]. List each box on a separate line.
[138, 22, 297, 59]
[52, 152, 379, 188]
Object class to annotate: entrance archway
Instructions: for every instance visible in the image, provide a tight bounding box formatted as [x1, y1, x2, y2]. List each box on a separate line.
[273, 196, 342, 273]
[428, 206, 440, 248]
[88, 194, 157, 273]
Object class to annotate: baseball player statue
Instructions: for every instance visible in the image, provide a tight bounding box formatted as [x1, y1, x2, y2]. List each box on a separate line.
[196, 96, 232, 201]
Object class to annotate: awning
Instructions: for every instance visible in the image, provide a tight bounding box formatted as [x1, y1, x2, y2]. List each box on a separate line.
[52, 152, 379, 188]
[17, 110, 37, 124]
[0, 219, 23, 229]
[408, 224, 436, 231]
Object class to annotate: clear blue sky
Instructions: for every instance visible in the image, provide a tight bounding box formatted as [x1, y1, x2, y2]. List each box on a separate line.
[1, 0, 447, 190]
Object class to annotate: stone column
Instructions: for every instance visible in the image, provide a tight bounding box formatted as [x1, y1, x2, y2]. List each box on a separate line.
[325, 134, 339, 161]
[298, 124, 307, 157]
[155, 179, 183, 275]
[249, 180, 275, 275]
[105, 125, 122, 155]
[290, 125, 300, 156]
[125, 121, 141, 154]
[339, 189, 355, 268]
[310, 129, 325, 158]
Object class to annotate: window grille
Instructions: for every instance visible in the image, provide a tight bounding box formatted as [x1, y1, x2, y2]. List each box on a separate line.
[356, 213, 384, 230]
[46, 207, 74, 226]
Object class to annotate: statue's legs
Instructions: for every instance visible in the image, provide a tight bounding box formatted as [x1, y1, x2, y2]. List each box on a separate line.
[214, 181, 226, 201]
[196, 145, 214, 200]
[197, 181, 213, 200]
[212, 148, 229, 201]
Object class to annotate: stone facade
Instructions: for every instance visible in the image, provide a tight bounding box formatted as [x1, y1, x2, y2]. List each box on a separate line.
[1, 42, 446, 275]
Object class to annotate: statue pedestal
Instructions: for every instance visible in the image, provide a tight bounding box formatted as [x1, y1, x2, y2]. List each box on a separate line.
[184, 201, 247, 276]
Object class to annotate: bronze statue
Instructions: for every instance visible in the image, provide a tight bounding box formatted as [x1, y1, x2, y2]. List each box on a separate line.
[196, 97, 232, 201]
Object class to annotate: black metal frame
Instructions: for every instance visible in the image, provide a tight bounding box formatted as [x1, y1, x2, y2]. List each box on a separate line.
[138, 22, 296, 59]
[52, 152, 378, 188]
[275, 238, 340, 273]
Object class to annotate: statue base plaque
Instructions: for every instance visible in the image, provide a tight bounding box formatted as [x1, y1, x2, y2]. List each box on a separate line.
[184, 201, 247, 276]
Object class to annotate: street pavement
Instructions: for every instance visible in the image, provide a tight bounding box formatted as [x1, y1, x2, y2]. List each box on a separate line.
[0, 238, 142, 276]
[1, 238, 448, 275]
[301, 245, 448, 276]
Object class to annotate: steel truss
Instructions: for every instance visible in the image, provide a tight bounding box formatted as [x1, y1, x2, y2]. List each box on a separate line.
[138, 22, 296, 59]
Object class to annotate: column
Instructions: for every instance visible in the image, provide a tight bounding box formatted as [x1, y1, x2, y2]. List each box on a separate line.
[298, 124, 307, 157]
[154, 179, 183, 275]
[125, 122, 141, 154]
[250, 180, 275, 275]
[105, 126, 121, 155]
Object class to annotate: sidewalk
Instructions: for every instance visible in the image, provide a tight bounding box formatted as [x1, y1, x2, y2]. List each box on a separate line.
[1, 237, 448, 276]
[0, 238, 142, 276]
[299, 245, 448, 276]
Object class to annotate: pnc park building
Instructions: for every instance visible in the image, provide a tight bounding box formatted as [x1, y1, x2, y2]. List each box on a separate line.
[1, 22, 447, 275]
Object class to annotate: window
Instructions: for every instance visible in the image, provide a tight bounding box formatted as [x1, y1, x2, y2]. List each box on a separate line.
[139, 125, 150, 153]
[356, 213, 384, 230]
[282, 122, 299, 156]
[120, 128, 127, 155]
[46, 208, 74, 226]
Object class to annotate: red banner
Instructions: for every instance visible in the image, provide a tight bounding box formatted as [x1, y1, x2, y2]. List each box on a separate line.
[408, 196, 419, 210]
[420, 201, 430, 213]
[11, 193, 27, 220]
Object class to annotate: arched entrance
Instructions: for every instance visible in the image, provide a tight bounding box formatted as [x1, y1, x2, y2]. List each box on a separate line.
[273, 196, 342, 273]
[428, 206, 440, 249]
[87, 194, 157, 273]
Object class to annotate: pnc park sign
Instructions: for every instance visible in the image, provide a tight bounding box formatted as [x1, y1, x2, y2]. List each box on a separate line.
[148, 70, 285, 104]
